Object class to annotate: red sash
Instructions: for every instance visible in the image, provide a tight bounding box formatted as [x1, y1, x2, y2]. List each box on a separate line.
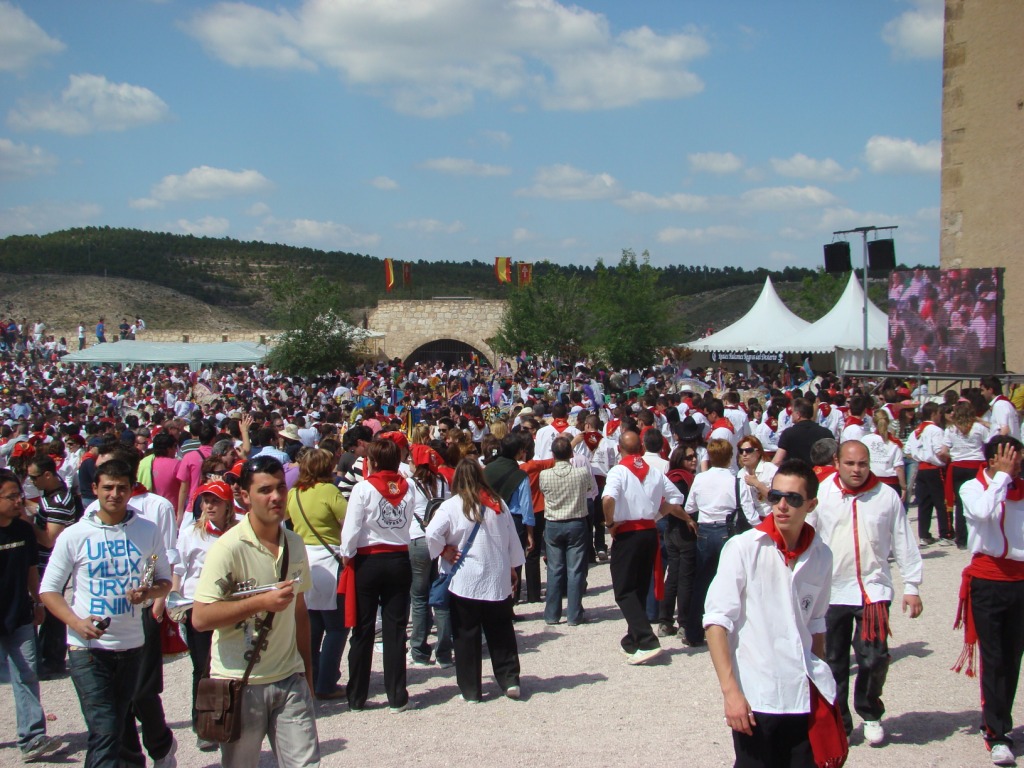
[944, 459, 986, 509]
[809, 683, 850, 768]
[615, 519, 664, 601]
[338, 544, 410, 628]
[953, 553, 1024, 677]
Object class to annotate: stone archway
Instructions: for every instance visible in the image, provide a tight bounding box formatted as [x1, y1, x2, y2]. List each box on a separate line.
[404, 338, 490, 367]
[366, 299, 505, 365]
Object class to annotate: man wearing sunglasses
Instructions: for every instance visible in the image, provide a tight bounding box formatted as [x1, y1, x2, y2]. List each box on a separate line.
[705, 460, 847, 768]
[813, 440, 923, 748]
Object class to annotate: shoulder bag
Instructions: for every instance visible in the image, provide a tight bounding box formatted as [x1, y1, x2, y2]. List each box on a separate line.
[725, 476, 753, 539]
[428, 521, 481, 610]
[195, 536, 290, 743]
[294, 488, 344, 567]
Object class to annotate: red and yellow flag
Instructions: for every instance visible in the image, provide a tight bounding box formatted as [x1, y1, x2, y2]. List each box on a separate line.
[402, 262, 411, 287]
[495, 256, 512, 284]
[517, 262, 533, 286]
[384, 258, 396, 292]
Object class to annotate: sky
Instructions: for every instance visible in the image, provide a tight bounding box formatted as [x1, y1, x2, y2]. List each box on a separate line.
[0, 0, 944, 271]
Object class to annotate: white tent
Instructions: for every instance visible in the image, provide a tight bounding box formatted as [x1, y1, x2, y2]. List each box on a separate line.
[60, 340, 269, 370]
[764, 272, 888, 372]
[686, 276, 811, 359]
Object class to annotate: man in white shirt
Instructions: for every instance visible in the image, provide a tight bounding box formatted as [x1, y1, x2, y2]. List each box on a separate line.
[533, 402, 579, 461]
[981, 376, 1021, 441]
[839, 395, 869, 444]
[641, 429, 670, 474]
[905, 402, 951, 545]
[814, 440, 923, 746]
[705, 460, 847, 768]
[602, 431, 691, 665]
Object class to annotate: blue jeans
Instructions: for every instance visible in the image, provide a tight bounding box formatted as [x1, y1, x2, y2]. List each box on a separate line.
[69, 646, 143, 768]
[310, 605, 348, 695]
[408, 537, 452, 664]
[1, 623, 46, 752]
[688, 522, 730, 643]
[544, 518, 589, 624]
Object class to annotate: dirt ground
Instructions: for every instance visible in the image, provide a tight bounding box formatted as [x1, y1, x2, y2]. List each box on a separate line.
[1, 505, 1019, 768]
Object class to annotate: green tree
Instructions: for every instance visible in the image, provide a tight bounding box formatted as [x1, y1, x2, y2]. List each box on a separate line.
[491, 266, 590, 360]
[590, 249, 679, 369]
[264, 310, 363, 376]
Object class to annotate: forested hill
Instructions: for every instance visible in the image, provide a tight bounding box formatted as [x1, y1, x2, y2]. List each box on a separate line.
[0, 226, 863, 327]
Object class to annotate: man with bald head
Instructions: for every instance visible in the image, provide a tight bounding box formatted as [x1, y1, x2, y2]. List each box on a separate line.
[811, 440, 923, 747]
[602, 430, 694, 665]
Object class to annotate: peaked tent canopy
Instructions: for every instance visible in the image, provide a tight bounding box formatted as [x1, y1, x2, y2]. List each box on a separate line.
[60, 340, 269, 370]
[763, 272, 888, 370]
[686, 276, 811, 351]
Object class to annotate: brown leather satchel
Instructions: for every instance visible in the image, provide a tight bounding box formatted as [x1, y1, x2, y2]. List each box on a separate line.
[195, 538, 290, 743]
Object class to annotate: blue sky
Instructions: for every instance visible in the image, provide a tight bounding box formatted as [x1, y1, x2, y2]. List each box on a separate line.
[0, 0, 943, 271]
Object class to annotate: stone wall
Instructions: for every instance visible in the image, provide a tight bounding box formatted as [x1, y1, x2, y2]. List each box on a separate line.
[941, 0, 1024, 371]
[367, 299, 506, 364]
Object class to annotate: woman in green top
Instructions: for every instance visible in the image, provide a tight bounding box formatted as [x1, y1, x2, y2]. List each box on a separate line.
[287, 448, 348, 699]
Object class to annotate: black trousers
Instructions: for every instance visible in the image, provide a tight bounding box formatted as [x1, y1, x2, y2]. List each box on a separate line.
[512, 514, 527, 603]
[733, 712, 815, 768]
[37, 605, 68, 673]
[951, 465, 978, 547]
[972, 578, 1024, 746]
[182, 609, 212, 728]
[825, 603, 890, 733]
[524, 512, 545, 602]
[121, 609, 173, 764]
[658, 517, 697, 633]
[609, 527, 659, 654]
[592, 477, 607, 556]
[450, 594, 520, 701]
[346, 551, 412, 709]
[915, 468, 949, 539]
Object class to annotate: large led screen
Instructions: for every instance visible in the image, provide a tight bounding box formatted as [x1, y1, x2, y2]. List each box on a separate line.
[887, 268, 1003, 374]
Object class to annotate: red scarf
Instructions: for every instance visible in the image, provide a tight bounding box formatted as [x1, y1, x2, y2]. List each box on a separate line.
[844, 415, 864, 428]
[710, 417, 734, 433]
[582, 432, 602, 451]
[913, 420, 934, 440]
[666, 468, 694, 488]
[813, 465, 836, 482]
[755, 513, 815, 567]
[132, 483, 148, 497]
[818, 404, 832, 418]
[834, 473, 888, 641]
[765, 417, 778, 432]
[480, 490, 502, 514]
[551, 418, 570, 434]
[605, 419, 621, 437]
[366, 470, 409, 507]
[993, 394, 1012, 407]
[809, 684, 850, 768]
[205, 520, 225, 537]
[619, 454, 649, 483]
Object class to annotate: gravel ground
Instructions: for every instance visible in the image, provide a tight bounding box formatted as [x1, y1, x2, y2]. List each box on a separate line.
[2, 507, 1020, 768]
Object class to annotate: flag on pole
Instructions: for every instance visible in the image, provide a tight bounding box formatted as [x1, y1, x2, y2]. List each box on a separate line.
[384, 258, 395, 292]
[495, 257, 513, 284]
[517, 262, 533, 286]
[402, 262, 411, 287]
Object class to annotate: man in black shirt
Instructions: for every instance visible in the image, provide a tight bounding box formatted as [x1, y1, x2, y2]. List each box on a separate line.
[0, 470, 59, 762]
[773, 398, 834, 466]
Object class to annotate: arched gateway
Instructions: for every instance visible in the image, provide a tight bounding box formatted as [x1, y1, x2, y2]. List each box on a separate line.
[366, 299, 505, 366]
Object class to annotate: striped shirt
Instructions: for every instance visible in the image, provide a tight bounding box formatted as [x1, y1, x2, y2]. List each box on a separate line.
[36, 480, 81, 572]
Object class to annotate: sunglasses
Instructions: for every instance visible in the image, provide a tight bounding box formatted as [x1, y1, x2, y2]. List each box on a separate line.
[766, 490, 807, 508]
[683, 454, 697, 461]
[737, 447, 759, 455]
[26, 472, 43, 480]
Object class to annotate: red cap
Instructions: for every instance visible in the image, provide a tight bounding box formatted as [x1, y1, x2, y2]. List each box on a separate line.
[196, 480, 233, 503]
[377, 431, 409, 451]
[224, 460, 245, 480]
[410, 444, 442, 470]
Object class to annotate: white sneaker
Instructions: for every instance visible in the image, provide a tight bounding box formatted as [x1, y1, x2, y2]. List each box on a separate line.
[991, 744, 1017, 766]
[627, 647, 663, 666]
[153, 735, 178, 768]
[863, 720, 885, 746]
[505, 685, 521, 700]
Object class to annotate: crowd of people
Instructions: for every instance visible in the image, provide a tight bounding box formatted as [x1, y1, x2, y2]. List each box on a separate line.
[0, 351, 1021, 767]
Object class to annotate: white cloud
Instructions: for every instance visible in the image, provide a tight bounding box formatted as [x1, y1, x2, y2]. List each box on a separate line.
[0, 2, 64, 72]
[769, 250, 798, 263]
[370, 175, 399, 190]
[420, 157, 510, 177]
[0, 137, 57, 179]
[129, 197, 161, 210]
[738, 185, 837, 211]
[396, 218, 465, 235]
[8, 74, 170, 135]
[688, 151, 742, 174]
[815, 206, 902, 232]
[144, 166, 272, 205]
[882, 0, 943, 59]
[770, 153, 859, 182]
[657, 225, 752, 244]
[482, 130, 511, 148]
[246, 201, 271, 216]
[516, 164, 619, 200]
[252, 217, 380, 250]
[174, 216, 230, 237]
[513, 227, 536, 242]
[864, 135, 940, 174]
[615, 190, 709, 213]
[186, 0, 708, 116]
[0, 200, 101, 235]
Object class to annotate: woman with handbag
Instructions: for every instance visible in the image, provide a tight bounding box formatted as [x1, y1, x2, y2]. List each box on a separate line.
[287, 447, 348, 700]
[425, 458, 526, 702]
[340, 438, 415, 712]
[171, 480, 238, 751]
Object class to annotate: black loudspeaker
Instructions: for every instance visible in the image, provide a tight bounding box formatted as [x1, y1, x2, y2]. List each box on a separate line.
[867, 238, 896, 271]
[823, 241, 852, 272]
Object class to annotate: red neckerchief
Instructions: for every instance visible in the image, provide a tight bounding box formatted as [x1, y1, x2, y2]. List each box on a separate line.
[551, 418, 570, 434]
[666, 468, 694, 487]
[605, 419, 621, 436]
[994, 395, 1012, 407]
[914, 420, 934, 439]
[765, 417, 778, 432]
[480, 490, 502, 514]
[438, 465, 455, 486]
[366, 470, 409, 506]
[711, 417, 734, 433]
[132, 483, 148, 497]
[582, 432, 602, 451]
[833, 471, 889, 643]
[785, 405, 793, 417]
[818, 404, 832, 418]
[844, 415, 864, 428]
[813, 465, 836, 482]
[471, 417, 485, 429]
[835, 472, 880, 497]
[755, 513, 815, 567]
[619, 454, 649, 483]
[205, 520, 225, 537]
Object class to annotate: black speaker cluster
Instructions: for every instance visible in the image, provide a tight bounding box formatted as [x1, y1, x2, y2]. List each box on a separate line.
[822, 239, 896, 272]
